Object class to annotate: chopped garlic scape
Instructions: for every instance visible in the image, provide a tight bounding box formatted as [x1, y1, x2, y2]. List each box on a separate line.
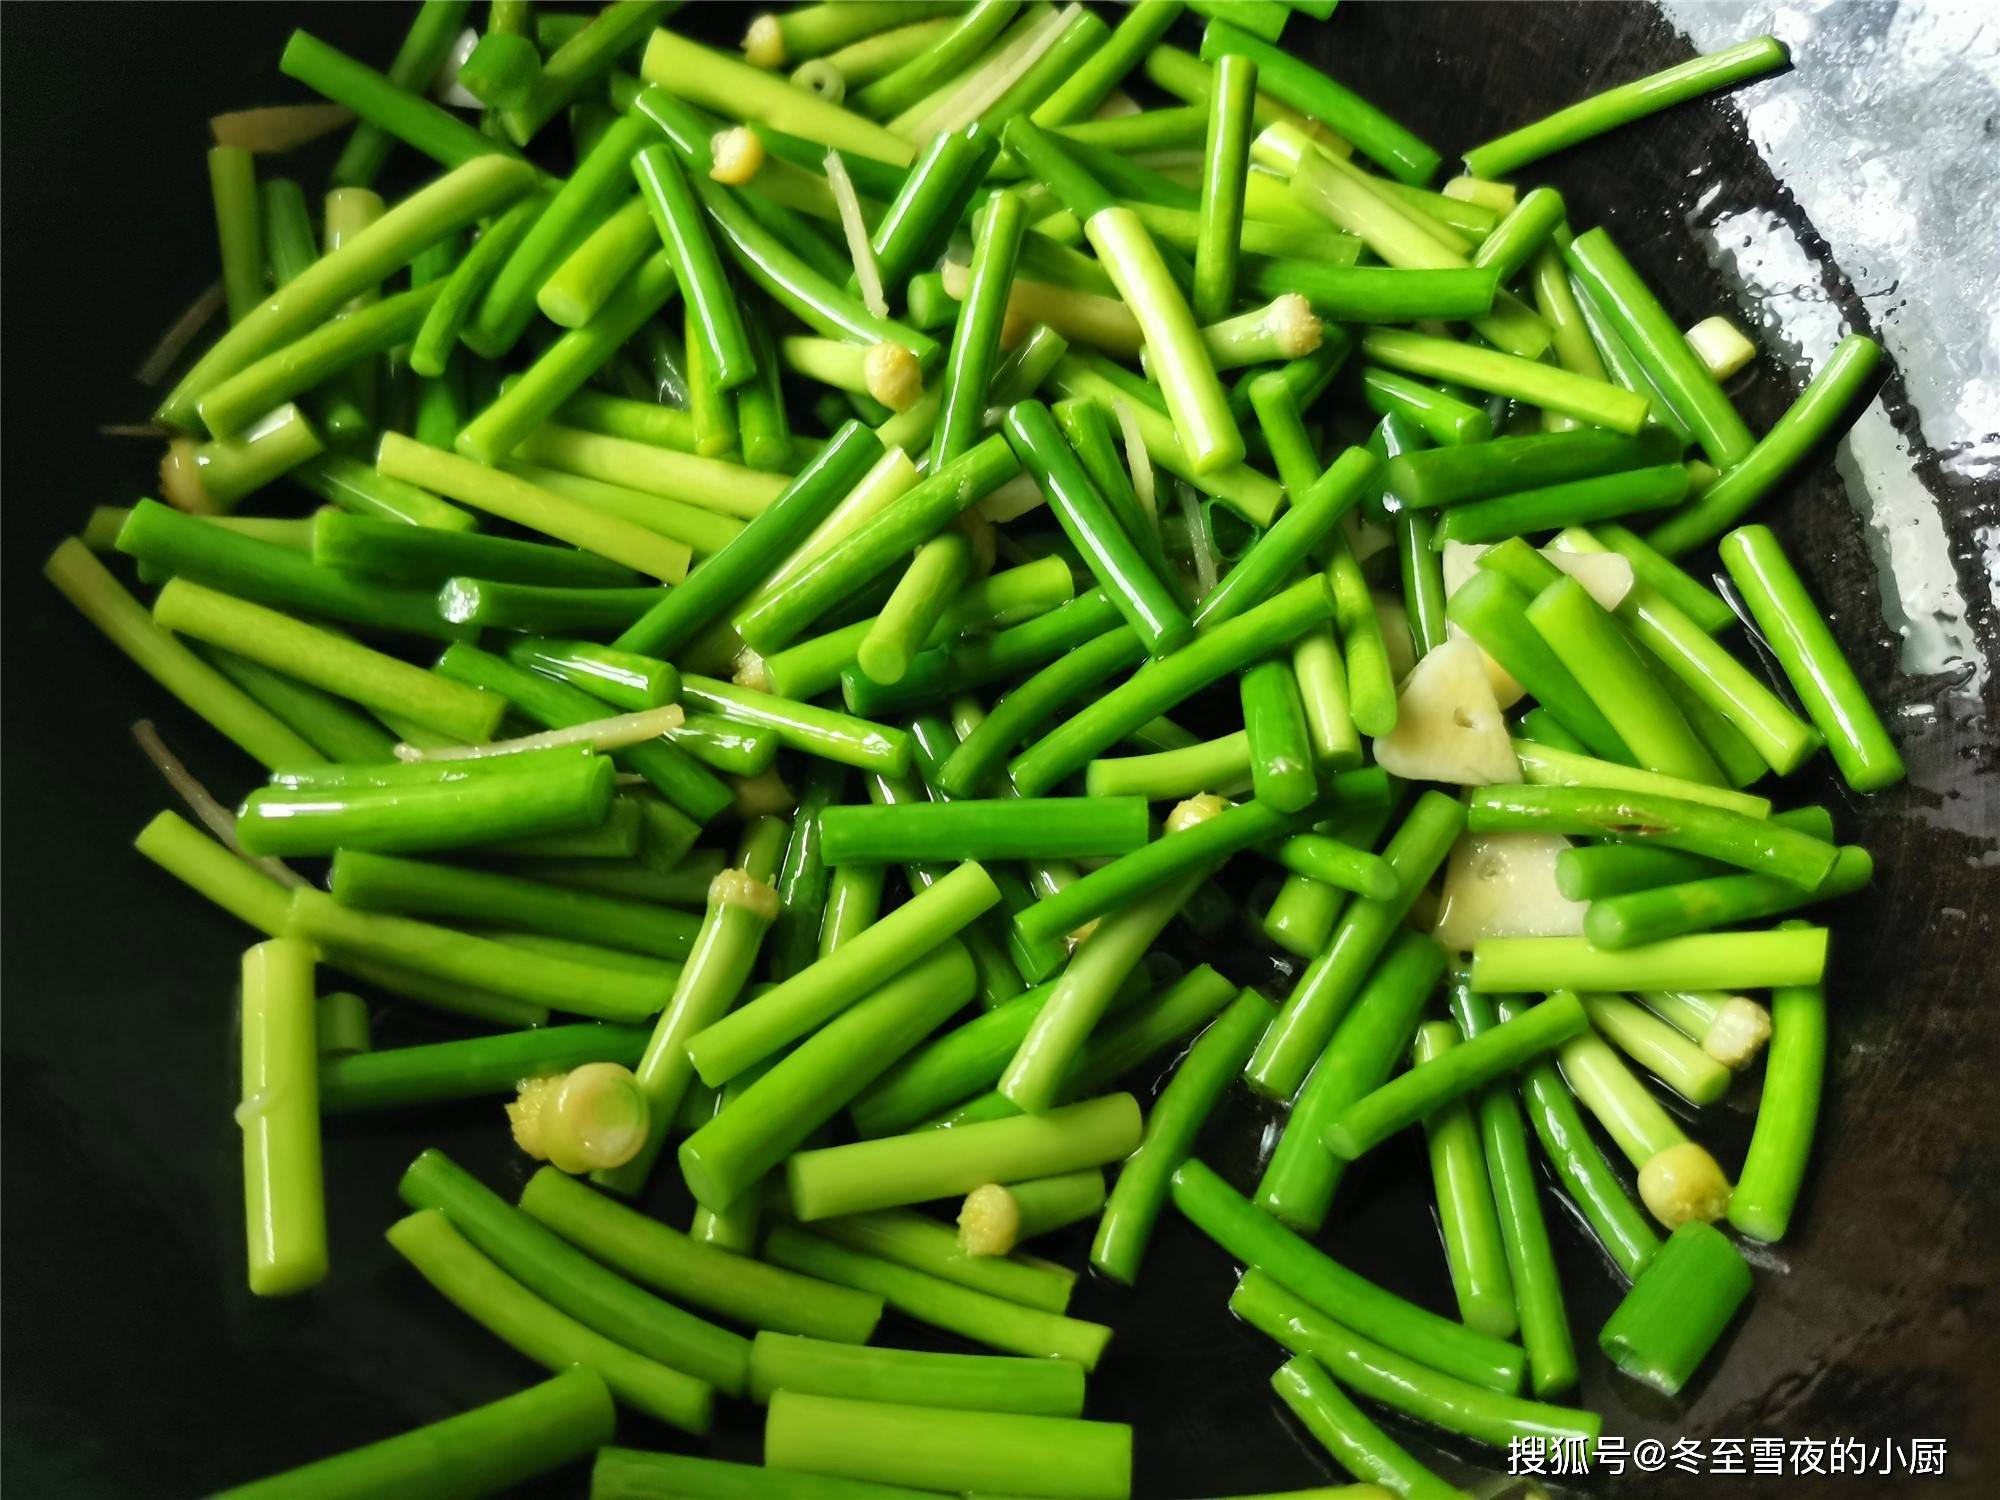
[911, 5, 1076, 139]
[1439, 542, 1635, 612]
[395, 704, 684, 761]
[1434, 831, 1585, 953]
[824, 148, 887, 319]
[790, 60, 846, 104]
[1439, 542, 1636, 705]
[1373, 636, 1521, 786]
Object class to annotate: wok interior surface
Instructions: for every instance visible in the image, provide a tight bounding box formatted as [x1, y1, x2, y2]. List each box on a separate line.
[2, 2, 1994, 1496]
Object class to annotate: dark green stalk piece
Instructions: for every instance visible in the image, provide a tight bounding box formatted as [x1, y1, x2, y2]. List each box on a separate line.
[1323, 993, 1589, 1160]
[456, 249, 683, 465]
[1729, 969, 1826, 1242]
[116, 500, 464, 643]
[733, 437, 1021, 653]
[1199, 19, 1441, 184]
[1009, 577, 1338, 796]
[1502, 1000, 1660, 1282]
[521, 1166, 882, 1342]
[329, 0, 476, 188]
[211, 1369, 610, 1500]
[196, 283, 442, 439]
[398, 1149, 752, 1395]
[1648, 335, 1883, 556]
[280, 28, 529, 177]
[871, 125, 1000, 295]
[1245, 791, 1463, 1100]
[467, 112, 660, 359]
[1251, 263, 1498, 323]
[159, 155, 537, 429]
[1269, 1353, 1463, 1500]
[1434, 463, 1689, 545]
[1092, 990, 1273, 1285]
[1004, 399, 1191, 655]
[1585, 844, 1872, 949]
[933, 189, 1029, 467]
[320, 1024, 648, 1120]
[203, 649, 399, 765]
[1465, 36, 1791, 178]
[1465, 783, 1838, 888]
[1527, 576, 1722, 785]
[331, 850, 700, 959]
[434, 643, 731, 823]
[736, 312, 793, 472]
[614, 422, 885, 658]
[819, 798, 1150, 865]
[312, 510, 634, 589]
[1172, 1157, 1525, 1393]
[1597, 1221, 1753, 1395]
[852, 0, 1025, 120]
[502, 1, 675, 145]
[1241, 659, 1317, 812]
[1234, 1271, 1596, 1451]
[1469, 185, 1566, 282]
[1719, 523, 1903, 791]
[1447, 570, 1632, 762]
[748, 1331, 1084, 1417]
[1192, 53, 1257, 326]
[385, 1208, 711, 1432]
[1388, 426, 1682, 508]
[634, 143, 755, 389]
[1564, 228, 1755, 467]
[1032, 0, 1183, 126]
[1357, 367, 1492, 447]
[1450, 984, 1579, 1398]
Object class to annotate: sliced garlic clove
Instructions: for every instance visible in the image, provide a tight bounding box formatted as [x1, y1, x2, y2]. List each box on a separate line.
[1372, 636, 1521, 785]
[1434, 830, 1587, 953]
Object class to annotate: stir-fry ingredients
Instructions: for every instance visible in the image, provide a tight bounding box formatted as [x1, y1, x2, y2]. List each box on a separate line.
[54, 4, 1897, 1495]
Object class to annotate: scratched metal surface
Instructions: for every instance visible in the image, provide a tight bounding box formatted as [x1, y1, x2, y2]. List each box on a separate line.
[1, 3, 1994, 1497]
